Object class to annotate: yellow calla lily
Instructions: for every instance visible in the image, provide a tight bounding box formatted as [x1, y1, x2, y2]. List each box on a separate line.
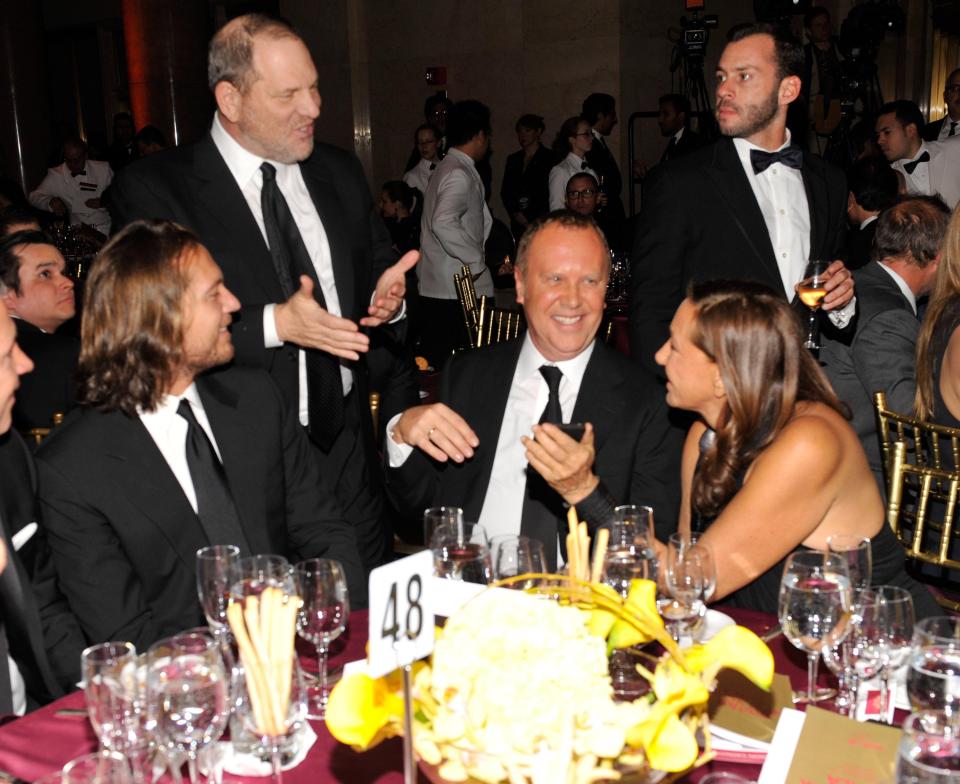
[626, 706, 699, 772]
[586, 583, 621, 638]
[325, 673, 404, 749]
[607, 579, 664, 653]
[651, 659, 710, 713]
[682, 625, 775, 690]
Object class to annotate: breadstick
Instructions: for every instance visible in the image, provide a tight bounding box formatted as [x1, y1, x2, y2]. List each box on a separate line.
[228, 602, 274, 735]
[578, 522, 588, 580]
[591, 528, 609, 583]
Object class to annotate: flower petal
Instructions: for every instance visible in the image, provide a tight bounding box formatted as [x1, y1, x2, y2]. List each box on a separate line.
[325, 673, 394, 749]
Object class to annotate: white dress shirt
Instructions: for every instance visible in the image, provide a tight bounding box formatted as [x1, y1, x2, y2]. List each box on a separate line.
[403, 157, 437, 194]
[549, 153, 597, 211]
[386, 335, 594, 553]
[732, 132, 854, 326]
[211, 113, 351, 424]
[28, 160, 113, 235]
[419, 148, 493, 299]
[893, 142, 934, 197]
[139, 384, 223, 513]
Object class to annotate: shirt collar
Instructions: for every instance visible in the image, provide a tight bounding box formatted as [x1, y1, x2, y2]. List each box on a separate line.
[211, 112, 295, 188]
[900, 141, 932, 167]
[732, 128, 793, 172]
[139, 382, 202, 419]
[860, 214, 879, 230]
[515, 333, 595, 391]
[564, 151, 586, 168]
[446, 147, 476, 168]
[673, 127, 685, 143]
[876, 261, 917, 314]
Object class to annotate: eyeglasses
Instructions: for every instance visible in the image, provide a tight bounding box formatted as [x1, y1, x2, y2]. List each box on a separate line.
[566, 188, 596, 200]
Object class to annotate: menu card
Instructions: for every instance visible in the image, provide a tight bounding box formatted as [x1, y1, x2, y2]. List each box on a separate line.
[783, 707, 900, 784]
[708, 671, 793, 762]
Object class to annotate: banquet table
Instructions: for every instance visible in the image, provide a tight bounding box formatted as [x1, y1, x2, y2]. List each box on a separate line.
[0, 607, 843, 784]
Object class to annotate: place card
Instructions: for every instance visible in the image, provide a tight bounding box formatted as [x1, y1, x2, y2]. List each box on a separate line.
[785, 707, 900, 784]
[710, 671, 794, 747]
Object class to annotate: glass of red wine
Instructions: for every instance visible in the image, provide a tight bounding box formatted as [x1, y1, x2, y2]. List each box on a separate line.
[294, 558, 349, 719]
[797, 260, 830, 351]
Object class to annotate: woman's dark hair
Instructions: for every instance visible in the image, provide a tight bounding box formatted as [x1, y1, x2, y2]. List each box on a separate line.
[77, 219, 200, 416]
[688, 280, 845, 518]
[381, 180, 419, 215]
[552, 116, 586, 157]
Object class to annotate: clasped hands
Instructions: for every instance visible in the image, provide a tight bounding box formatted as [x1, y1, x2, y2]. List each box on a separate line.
[391, 404, 599, 505]
[273, 250, 418, 359]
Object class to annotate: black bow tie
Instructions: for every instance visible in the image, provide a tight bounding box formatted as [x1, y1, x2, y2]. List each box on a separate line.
[903, 151, 930, 175]
[580, 159, 589, 170]
[749, 146, 803, 174]
[429, 162, 436, 170]
[71, 170, 86, 178]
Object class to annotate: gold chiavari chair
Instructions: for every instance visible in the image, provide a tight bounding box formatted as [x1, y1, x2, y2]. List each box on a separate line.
[22, 411, 65, 447]
[475, 296, 523, 348]
[886, 440, 960, 611]
[454, 264, 481, 349]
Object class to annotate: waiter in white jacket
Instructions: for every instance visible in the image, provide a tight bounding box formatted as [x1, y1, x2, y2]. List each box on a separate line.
[419, 100, 493, 369]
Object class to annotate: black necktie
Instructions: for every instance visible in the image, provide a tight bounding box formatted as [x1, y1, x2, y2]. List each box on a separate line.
[520, 366, 565, 570]
[903, 151, 931, 175]
[750, 146, 803, 174]
[581, 159, 589, 171]
[429, 162, 436, 171]
[662, 137, 677, 162]
[70, 170, 86, 178]
[260, 162, 344, 450]
[177, 400, 249, 555]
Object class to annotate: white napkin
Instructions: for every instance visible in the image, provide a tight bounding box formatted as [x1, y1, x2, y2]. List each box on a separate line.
[220, 723, 317, 777]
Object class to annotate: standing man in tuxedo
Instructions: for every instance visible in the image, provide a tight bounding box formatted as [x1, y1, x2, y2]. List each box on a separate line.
[844, 156, 899, 271]
[876, 100, 960, 210]
[0, 300, 85, 713]
[820, 196, 950, 493]
[923, 68, 960, 142]
[385, 212, 679, 565]
[633, 94, 704, 181]
[36, 221, 366, 652]
[583, 93, 627, 251]
[630, 22, 854, 376]
[0, 230, 79, 431]
[109, 14, 418, 571]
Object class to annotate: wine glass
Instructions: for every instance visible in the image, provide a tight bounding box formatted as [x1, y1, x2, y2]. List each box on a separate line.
[669, 532, 717, 603]
[423, 506, 464, 547]
[491, 535, 546, 586]
[145, 633, 230, 784]
[871, 585, 915, 722]
[61, 752, 132, 784]
[798, 259, 830, 350]
[823, 590, 886, 717]
[907, 616, 960, 716]
[779, 550, 852, 704]
[294, 558, 350, 719]
[82, 642, 138, 751]
[432, 524, 492, 583]
[195, 545, 240, 646]
[662, 537, 706, 642]
[896, 711, 960, 783]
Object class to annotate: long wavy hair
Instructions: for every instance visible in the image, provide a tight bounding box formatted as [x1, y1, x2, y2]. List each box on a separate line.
[77, 220, 199, 416]
[688, 280, 845, 518]
[915, 207, 960, 419]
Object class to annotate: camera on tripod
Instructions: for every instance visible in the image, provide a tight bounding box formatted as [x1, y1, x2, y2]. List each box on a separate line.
[680, 0, 719, 60]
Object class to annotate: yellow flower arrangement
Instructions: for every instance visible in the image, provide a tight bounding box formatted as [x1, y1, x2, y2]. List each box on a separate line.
[326, 578, 773, 783]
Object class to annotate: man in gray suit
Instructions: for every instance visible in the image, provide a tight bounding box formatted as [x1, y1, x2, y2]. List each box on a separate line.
[418, 100, 493, 368]
[820, 196, 950, 493]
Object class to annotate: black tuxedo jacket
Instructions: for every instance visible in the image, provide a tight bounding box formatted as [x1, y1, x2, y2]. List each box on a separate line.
[385, 338, 680, 544]
[107, 133, 400, 474]
[12, 320, 78, 433]
[819, 262, 918, 492]
[0, 430, 84, 707]
[586, 134, 627, 248]
[922, 117, 956, 142]
[629, 137, 848, 374]
[661, 128, 704, 163]
[35, 367, 366, 652]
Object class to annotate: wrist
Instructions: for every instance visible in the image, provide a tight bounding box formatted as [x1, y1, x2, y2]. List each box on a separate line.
[564, 474, 600, 505]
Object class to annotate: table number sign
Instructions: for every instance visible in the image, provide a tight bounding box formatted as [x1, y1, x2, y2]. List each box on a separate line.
[368, 550, 435, 678]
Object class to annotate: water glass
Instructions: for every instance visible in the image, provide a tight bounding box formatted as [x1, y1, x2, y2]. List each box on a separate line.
[62, 752, 132, 784]
[295, 558, 350, 719]
[779, 550, 852, 704]
[662, 537, 706, 641]
[896, 711, 960, 783]
[872, 585, 916, 722]
[82, 642, 138, 752]
[907, 616, 960, 716]
[423, 506, 464, 547]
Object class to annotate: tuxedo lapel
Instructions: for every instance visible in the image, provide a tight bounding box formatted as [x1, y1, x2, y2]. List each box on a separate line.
[191, 137, 284, 302]
[802, 155, 829, 259]
[571, 343, 622, 457]
[98, 413, 209, 570]
[299, 162, 357, 318]
[702, 140, 781, 289]
[196, 375, 270, 554]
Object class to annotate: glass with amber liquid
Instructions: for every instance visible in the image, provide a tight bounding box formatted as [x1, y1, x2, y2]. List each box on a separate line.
[798, 260, 829, 350]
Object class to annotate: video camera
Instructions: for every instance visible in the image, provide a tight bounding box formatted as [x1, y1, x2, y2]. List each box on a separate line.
[680, 0, 719, 60]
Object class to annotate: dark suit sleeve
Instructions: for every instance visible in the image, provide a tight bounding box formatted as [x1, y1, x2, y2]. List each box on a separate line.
[629, 166, 689, 376]
[628, 396, 683, 540]
[275, 385, 368, 608]
[107, 164, 177, 230]
[501, 156, 522, 216]
[36, 456, 163, 652]
[851, 308, 919, 415]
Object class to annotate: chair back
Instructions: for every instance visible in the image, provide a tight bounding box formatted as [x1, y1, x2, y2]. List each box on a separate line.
[454, 265, 480, 349]
[475, 296, 523, 348]
[21, 411, 65, 447]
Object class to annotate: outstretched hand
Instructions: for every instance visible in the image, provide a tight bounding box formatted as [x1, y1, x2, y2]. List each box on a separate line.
[274, 275, 370, 360]
[360, 250, 420, 327]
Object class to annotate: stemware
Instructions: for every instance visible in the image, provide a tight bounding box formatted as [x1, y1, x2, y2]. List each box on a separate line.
[423, 506, 464, 547]
[195, 545, 240, 643]
[870, 585, 916, 722]
[662, 537, 706, 642]
[294, 558, 350, 719]
[798, 259, 830, 350]
[82, 642, 138, 752]
[432, 523, 492, 583]
[61, 752, 132, 784]
[145, 633, 230, 784]
[896, 710, 960, 783]
[823, 591, 886, 717]
[906, 616, 960, 716]
[491, 535, 546, 585]
[779, 550, 852, 704]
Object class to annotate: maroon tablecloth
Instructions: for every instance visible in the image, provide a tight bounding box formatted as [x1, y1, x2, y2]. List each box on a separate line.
[0, 608, 835, 783]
